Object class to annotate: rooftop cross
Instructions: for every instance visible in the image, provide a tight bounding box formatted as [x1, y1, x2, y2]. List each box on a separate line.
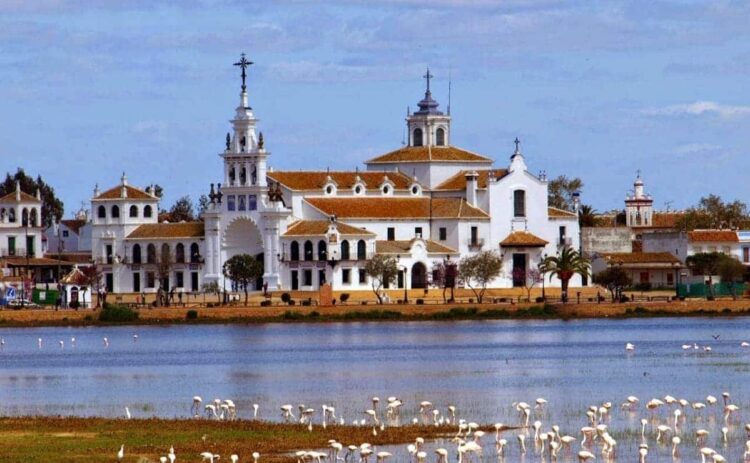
[423, 68, 433, 93]
[636, 169, 641, 178]
[233, 53, 253, 92]
[514, 137, 521, 152]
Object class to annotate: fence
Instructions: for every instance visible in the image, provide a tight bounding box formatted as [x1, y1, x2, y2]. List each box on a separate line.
[677, 283, 747, 298]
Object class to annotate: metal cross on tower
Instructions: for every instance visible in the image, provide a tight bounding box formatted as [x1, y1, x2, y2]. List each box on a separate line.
[234, 53, 253, 92]
[514, 137, 521, 152]
[423, 68, 433, 93]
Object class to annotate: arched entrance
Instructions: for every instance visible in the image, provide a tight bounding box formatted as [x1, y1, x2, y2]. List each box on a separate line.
[223, 217, 265, 291]
[411, 262, 427, 289]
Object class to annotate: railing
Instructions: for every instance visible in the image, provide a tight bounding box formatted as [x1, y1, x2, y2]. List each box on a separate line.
[0, 247, 32, 257]
[467, 238, 484, 249]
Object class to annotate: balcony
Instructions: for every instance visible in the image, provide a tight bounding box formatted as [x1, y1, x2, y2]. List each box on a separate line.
[0, 248, 33, 258]
[467, 238, 484, 250]
[558, 237, 573, 247]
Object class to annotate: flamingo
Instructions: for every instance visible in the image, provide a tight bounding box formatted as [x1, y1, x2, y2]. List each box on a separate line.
[192, 396, 202, 415]
[230, 455, 239, 463]
[252, 451, 260, 463]
[253, 403, 259, 418]
[200, 452, 220, 463]
[117, 444, 124, 461]
[699, 447, 715, 463]
[38, 338, 42, 349]
[577, 450, 595, 463]
[625, 342, 635, 351]
[495, 439, 507, 457]
[434, 448, 448, 463]
[672, 436, 681, 458]
[696, 429, 709, 444]
[517, 434, 526, 454]
[639, 445, 648, 463]
[375, 451, 391, 463]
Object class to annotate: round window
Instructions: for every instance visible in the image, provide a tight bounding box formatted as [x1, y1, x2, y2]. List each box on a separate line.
[382, 186, 390, 195]
[355, 186, 362, 194]
[411, 186, 419, 195]
[326, 185, 333, 194]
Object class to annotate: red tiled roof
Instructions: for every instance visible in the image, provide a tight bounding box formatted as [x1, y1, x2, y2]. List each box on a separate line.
[61, 219, 87, 234]
[548, 207, 578, 218]
[375, 240, 458, 255]
[305, 197, 489, 220]
[60, 267, 89, 285]
[433, 169, 509, 191]
[500, 231, 549, 247]
[651, 212, 682, 228]
[44, 252, 93, 264]
[366, 146, 492, 164]
[687, 230, 738, 243]
[283, 220, 375, 237]
[599, 252, 681, 265]
[268, 171, 414, 191]
[94, 185, 157, 200]
[0, 190, 39, 203]
[127, 222, 205, 239]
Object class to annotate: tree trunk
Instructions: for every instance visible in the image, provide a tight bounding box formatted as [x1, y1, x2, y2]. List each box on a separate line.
[561, 278, 569, 303]
[244, 286, 248, 306]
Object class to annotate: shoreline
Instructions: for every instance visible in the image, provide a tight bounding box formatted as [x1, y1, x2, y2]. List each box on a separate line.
[0, 299, 749, 328]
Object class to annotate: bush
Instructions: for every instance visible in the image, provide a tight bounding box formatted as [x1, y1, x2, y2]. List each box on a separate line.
[186, 310, 198, 320]
[260, 300, 272, 307]
[308, 311, 320, 318]
[634, 282, 652, 292]
[416, 299, 424, 305]
[206, 302, 215, 308]
[69, 301, 80, 309]
[281, 292, 291, 303]
[99, 303, 139, 322]
[535, 297, 545, 303]
[83, 315, 93, 321]
[301, 299, 312, 307]
[288, 300, 296, 306]
[282, 310, 303, 320]
[339, 293, 350, 303]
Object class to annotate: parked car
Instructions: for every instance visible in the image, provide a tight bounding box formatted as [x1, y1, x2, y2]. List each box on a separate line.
[8, 299, 40, 308]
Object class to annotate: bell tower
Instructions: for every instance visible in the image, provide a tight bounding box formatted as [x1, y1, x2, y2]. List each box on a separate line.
[625, 171, 653, 228]
[406, 68, 451, 148]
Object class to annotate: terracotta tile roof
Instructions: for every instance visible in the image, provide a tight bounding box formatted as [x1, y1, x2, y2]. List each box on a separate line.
[500, 231, 549, 247]
[305, 197, 489, 220]
[366, 146, 493, 164]
[433, 169, 509, 190]
[282, 220, 375, 237]
[44, 252, 93, 264]
[60, 267, 89, 285]
[651, 212, 682, 228]
[2, 256, 74, 267]
[61, 219, 87, 234]
[599, 252, 681, 265]
[94, 185, 157, 200]
[375, 239, 458, 255]
[688, 230, 738, 243]
[268, 171, 414, 191]
[548, 207, 578, 218]
[126, 222, 205, 239]
[0, 190, 40, 203]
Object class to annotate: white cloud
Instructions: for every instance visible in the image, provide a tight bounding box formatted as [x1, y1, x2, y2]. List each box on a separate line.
[673, 143, 722, 155]
[642, 101, 750, 119]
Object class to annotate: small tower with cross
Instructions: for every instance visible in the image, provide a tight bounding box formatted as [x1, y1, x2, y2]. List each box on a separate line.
[405, 68, 451, 148]
[625, 170, 654, 227]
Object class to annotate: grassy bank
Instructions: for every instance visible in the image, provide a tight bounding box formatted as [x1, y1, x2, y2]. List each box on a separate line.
[1, 299, 750, 328]
[0, 416, 464, 462]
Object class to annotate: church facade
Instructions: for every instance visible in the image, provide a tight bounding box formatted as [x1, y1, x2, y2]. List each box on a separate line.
[90, 58, 583, 296]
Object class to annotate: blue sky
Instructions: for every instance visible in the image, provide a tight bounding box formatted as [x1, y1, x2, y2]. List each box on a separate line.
[1, 0, 749, 215]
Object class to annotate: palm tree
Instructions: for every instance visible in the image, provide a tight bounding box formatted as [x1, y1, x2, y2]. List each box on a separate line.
[541, 247, 590, 303]
[578, 204, 598, 227]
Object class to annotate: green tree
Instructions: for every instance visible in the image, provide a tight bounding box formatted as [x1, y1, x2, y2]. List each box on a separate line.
[716, 255, 746, 300]
[593, 267, 632, 302]
[364, 254, 399, 304]
[547, 175, 583, 211]
[685, 252, 723, 299]
[198, 194, 210, 216]
[578, 204, 598, 227]
[431, 260, 458, 303]
[675, 194, 750, 230]
[222, 254, 263, 305]
[0, 168, 64, 228]
[541, 247, 590, 303]
[168, 195, 196, 222]
[459, 250, 503, 303]
[202, 281, 222, 305]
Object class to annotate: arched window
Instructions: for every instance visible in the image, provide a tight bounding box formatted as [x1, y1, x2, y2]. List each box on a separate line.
[8, 208, 16, 223]
[341, 240, 350, 260]
[144, 205, 153, 218]
[161, 243, 170, 263]
[29, 208, 37, 227]
[146, 244, 156, 264]
[97, 205, 106, 219]
[21, 208, 28, 226]
[290, 241, 300, 261]
[175, 243, 185, 263]
[111, 205, 120, 218]
[304, 240, 313, 261]
[413, 128, 423, 147]
[317, 240, 327, 261]
[357, 240, 367, 260]
[0, 208, 5, 222]
[129, 205, 138, 218]
[513, 190, 526, 218]
[132, 244, 142, 264]
[436, 127, 445, 146]
[190, 243, 200, 263]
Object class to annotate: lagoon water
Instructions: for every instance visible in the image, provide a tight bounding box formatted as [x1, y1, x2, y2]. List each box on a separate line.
[0, 317, 749, 461]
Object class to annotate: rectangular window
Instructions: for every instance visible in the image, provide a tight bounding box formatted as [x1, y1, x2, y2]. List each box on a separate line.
[175, 271, 184, 288]
[667, 272, 674, 285]
[439, 227, 447, 241]
[415, 227, 422, 238]
[387, 227, 395, 241]
[303, 269, 313, 286]
[238, 195, 246, 211]
[8, 236, 15, 256]
[132, 272, 141, 293]
[248, 195, 257, 211]
[26, 236, 35, 257]
[471, 226, 478, 245]
[146, 272, 155, 288]
[358, 269, 366, 284]
[744, 247, 749, 263]
[191, 272, 199, 291]
[105, 244, 113, 264]
[513, 190, 526, 217]
[291, 270, 299, 290]
[318, 269, 326, 287]
[62, 230, 69, 238]
[342, 268, 351, 284]
[559, 226, 567, 244]
[397, 270, 404, 289]
[227, 195, 236, 211]
[105, 273, 114, 292]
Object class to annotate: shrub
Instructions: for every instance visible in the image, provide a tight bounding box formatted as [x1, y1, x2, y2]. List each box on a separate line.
[281, 292, 291, 303]
[186, 310, 198, 320]
[301, 299, 312, 307]
[282, 310, 302, 320]
[260, 300, 272, 307]
[535, 297, 545, 303]
[288, 300, 296, 306]
[308, 311, 320, 318]
[69, 301, 80, 309]
[206, 302, 215, 308]
[339, 293, 350, 303]
[416, 299, 424, 305]
[99, 303, 139, 322]
[83, 315, 93, 321]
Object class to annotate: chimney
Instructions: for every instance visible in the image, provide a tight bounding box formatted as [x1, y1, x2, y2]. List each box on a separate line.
[15, 180, 20, 201]
[465, 171, 479, 207]
[35, 188, 41, 200]
[573, 191, 581, 214]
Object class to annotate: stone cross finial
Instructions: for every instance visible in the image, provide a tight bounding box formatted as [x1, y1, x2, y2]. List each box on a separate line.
[233, 53, 253, 92]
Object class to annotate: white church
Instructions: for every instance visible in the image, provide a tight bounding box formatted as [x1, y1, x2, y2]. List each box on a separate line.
[89, 57, 583, 296]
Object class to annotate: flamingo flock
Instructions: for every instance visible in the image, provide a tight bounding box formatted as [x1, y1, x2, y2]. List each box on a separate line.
[116, 444, 258, 463]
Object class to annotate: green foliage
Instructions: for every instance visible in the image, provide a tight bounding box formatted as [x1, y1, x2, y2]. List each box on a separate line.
[99, 303, 139, 322]
[222, 254, 264, 305]
[339, 293, 350, 303]
[547, 175, 583, 211]
[717, 254, 746, 299]
[364, 254, 399, 304]
[675, 194, 750, 230]
[167, 195, 196, 222]
[578, 204, 598, 227]
[280, 292, 291, 303]
[0, 168, 64, 228]
[459, 250, 503, 303]
[541, 247, 590, 303]
[593, 267, 632, 302]
[186, 310, 198, 320]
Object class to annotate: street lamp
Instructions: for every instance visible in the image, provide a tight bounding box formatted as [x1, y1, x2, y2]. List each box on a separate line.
[396, 255, 408, 304]
[539, 253, 547, 301]
[21, 218, 29, 309]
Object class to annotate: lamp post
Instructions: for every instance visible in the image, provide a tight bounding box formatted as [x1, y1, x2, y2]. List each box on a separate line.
[397, 255, 408, 304]
[22, 219, 30, 309]
[539, 253, 547, 301]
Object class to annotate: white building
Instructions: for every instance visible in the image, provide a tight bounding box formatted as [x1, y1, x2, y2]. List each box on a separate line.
[0, 182, 43, 259]
[92, 58, 584, 295]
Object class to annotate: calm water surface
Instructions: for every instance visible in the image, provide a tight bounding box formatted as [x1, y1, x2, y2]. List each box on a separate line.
[0, 317, 748, 461]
